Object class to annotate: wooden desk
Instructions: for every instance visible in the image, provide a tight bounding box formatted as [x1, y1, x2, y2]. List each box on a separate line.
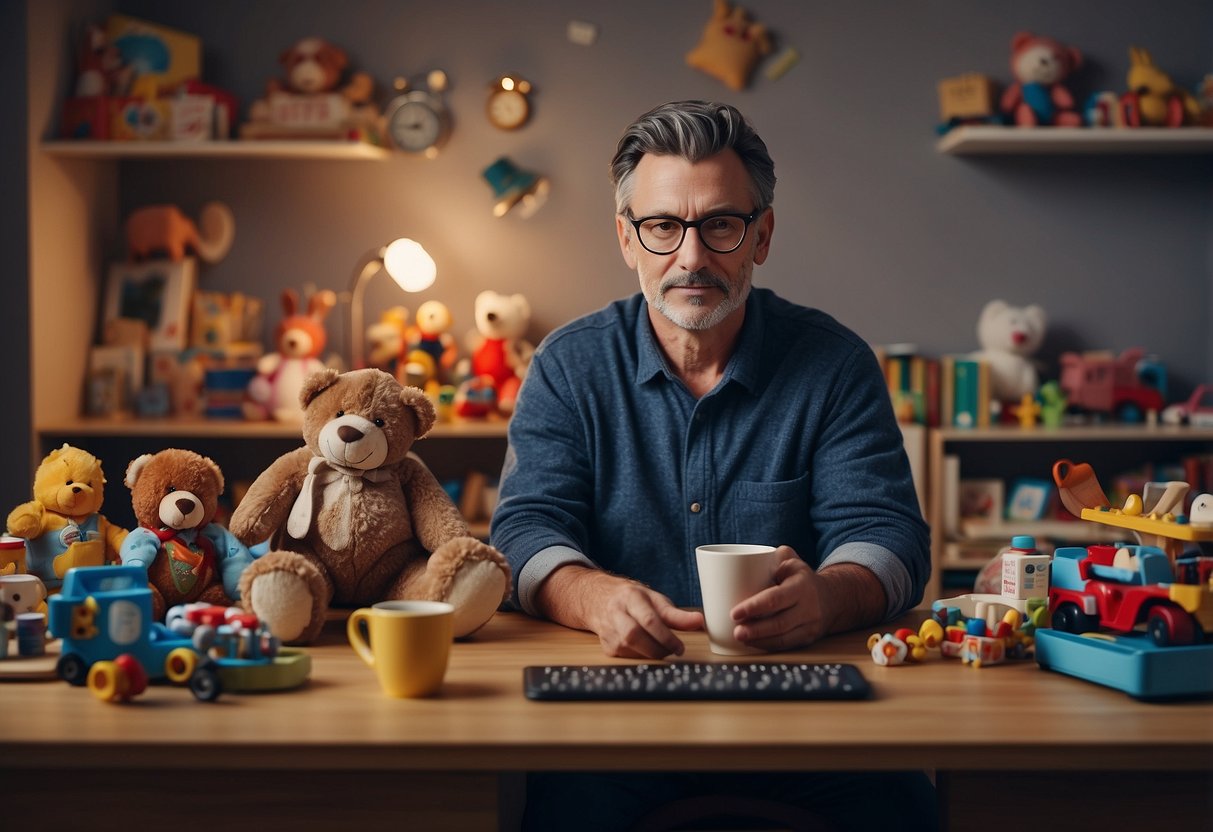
[3, 611, 1211, 831]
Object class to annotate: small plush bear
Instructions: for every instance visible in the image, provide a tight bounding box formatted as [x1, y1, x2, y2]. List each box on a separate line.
[120, 449, 255, 621]
[6, 444, 127, 592]
[229, 368, 511, 644]
[972, 299, 1047, 404]
[466, 290, 535, 414]
[1000, 31, 1084, 127]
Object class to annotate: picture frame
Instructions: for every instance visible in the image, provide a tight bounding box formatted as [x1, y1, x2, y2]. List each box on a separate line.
[958, 478, 1004, 523]
[104, 258, 197, 352]
[1006, 477, 1054, 521]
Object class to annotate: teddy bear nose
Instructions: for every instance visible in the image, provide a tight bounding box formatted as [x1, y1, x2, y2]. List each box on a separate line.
[176, 498, 196, 516]
[486, 312, 498, 322]
[338, 425, 364, 443]
[71, 486, 82, 493]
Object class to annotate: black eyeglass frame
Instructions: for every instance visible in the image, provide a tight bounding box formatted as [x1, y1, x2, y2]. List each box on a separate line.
[626, 210, 763, 255]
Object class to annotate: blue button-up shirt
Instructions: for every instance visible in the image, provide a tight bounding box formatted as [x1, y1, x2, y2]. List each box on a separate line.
[492, 288, 930, 619]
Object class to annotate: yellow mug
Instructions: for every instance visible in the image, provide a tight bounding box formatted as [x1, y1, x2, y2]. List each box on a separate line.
[347, 600, 454, 698]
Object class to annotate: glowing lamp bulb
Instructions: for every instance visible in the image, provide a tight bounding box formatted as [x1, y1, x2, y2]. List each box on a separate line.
[382, 238, 436, 292]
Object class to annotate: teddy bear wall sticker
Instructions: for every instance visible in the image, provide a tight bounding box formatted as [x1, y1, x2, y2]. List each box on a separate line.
[229, 368, 511, 644]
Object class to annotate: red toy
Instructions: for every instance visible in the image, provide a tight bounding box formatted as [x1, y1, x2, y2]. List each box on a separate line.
[466, 290, 534, 415]
[1049, 543, 1210, 646]
[1000, 31, 1084, 127]
[244, 288, 337, 422]
[1058, 347, 1165, 422]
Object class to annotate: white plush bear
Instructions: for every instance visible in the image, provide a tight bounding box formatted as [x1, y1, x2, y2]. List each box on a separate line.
[463, 290, 535, 413]
[973, 299, 1047, 402]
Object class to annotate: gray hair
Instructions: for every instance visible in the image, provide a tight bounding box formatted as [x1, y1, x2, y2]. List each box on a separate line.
[609, 100, 776, 216]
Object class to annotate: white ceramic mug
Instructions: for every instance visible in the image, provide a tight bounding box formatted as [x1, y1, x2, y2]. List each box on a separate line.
[695, 544, 784, 655]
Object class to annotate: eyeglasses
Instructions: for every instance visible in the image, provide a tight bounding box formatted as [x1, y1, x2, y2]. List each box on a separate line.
[627, 210, 761, 255]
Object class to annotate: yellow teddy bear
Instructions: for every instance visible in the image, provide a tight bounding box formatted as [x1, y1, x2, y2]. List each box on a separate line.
[6, 444, 127, 592]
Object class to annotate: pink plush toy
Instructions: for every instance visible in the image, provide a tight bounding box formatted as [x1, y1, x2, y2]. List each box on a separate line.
[1000, 31, 1083, 127]
[245, 289, 336, 422]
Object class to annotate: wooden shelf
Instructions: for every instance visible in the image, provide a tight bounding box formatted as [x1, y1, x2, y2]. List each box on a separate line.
[40, 139, 391, 160]
[36, 416, 509, 440]
[937, 125, 1213, 155]
[933, 424, 1213, 443]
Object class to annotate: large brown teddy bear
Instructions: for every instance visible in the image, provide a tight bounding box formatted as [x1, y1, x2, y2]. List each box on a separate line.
[229, 368, 511, 644]
[119, 449, 255, 621]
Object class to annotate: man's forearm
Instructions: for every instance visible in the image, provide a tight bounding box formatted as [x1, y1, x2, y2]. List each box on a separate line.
[816, 563, 888, 635]
[533, 563, 606, 631]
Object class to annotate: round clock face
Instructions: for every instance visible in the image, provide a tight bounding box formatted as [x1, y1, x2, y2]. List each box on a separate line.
[487, 88, 530, 130]
[387, 97, 445, 153]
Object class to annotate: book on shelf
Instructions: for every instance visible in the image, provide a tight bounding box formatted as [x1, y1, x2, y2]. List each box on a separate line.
[877, 345, 941, 427]
[941, 355, 991, 429]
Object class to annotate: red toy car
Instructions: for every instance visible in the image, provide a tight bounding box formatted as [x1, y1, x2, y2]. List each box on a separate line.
[1162, 384, 1213, 428]
[1048, 544, 1211, 646]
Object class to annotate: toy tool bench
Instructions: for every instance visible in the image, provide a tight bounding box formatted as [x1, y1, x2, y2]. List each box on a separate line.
[1036, 460, 1213, 699]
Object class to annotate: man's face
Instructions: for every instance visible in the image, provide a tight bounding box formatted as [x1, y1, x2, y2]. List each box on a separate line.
[616, 150, 773, 332]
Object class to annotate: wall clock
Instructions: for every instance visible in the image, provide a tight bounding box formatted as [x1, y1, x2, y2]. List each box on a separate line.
[486, 76, 533, 130]
[385, 70, 451, 156]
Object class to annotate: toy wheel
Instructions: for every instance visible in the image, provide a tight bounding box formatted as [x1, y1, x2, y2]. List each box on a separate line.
[56, 653, 89, 687]
[1052, 603, 1096, 635]
[1115, 402, 1143, 423]
[88, 661, 129, 702]
[165, 647, 199, 683]
[114, 654, 149, 696]
[1147, 606, 1195, 647]
[189, 663, 222, 702]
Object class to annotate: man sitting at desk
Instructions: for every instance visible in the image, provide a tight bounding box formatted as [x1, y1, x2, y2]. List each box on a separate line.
[492, 100, 935, 831]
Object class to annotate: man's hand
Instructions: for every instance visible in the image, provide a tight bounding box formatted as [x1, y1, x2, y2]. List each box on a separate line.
[535, 565, 704, 659]
[729, 548, 886, 652]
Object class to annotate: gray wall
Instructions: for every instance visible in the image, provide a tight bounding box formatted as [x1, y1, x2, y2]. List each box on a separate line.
[3, 2, 29, 515]
[63, 1, 1213, 392]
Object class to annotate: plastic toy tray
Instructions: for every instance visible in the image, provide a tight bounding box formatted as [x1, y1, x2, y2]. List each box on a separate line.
[1036, 629, 1213, 700]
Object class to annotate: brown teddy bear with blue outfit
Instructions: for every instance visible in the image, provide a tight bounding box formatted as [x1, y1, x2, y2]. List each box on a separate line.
[120, 448, 255, 621]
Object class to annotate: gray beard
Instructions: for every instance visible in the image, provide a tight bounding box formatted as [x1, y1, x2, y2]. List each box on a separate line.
[651, 271, 748, 331]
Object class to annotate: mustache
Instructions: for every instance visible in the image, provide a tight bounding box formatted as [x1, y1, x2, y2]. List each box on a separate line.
[659, 271, 729, 295]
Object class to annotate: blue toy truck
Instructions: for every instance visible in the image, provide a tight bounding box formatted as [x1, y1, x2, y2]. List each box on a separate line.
[49, 565, 222, 700]
[49, 565, 309, 702]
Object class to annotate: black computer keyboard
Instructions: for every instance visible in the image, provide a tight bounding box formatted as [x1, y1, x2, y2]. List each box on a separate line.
[523, 662, 871, 701]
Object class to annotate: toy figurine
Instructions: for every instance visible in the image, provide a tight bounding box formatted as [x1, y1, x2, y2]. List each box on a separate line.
[972, 299, 1047, 405]
[685, 0, 772, 92]
[1000, 31, 1084, 127]
[6, 445, 127, 593]
[404, 300, 459, 389]
[245, 288, 337, 422]
[366, 306, 410, 377]
[125, 202, 235, 263]
[1120, 46, 1201, 127]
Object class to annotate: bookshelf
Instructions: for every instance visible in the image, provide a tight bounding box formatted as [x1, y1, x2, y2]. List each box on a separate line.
[925, 423, 1213, 600]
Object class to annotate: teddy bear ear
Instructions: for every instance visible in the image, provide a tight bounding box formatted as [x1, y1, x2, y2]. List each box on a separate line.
[125, 454, 155, 489]
[200, 454, 225, 494]
[300, 368, 341, 407]
[399, 384, 437, 438]
[511, 294, 531, 320]
[1010, 31, 1035, 52]
[281, 288, 299, 317]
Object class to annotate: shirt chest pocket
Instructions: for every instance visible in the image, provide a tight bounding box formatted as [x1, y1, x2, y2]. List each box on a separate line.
[729, 471, 811, 551]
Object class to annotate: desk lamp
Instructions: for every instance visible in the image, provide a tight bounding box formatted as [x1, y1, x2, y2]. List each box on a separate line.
[481, 156, 550, 218]
[348, 238, 436, 369]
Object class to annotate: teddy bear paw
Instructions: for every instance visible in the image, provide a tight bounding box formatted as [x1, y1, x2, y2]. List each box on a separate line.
[447, 557, 510, 638]
[245, 567, 325, 643]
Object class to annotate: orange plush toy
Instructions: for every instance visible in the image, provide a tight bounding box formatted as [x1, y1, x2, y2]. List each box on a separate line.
[244, 288, 337, 422]
[685, 0, 772, 91]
